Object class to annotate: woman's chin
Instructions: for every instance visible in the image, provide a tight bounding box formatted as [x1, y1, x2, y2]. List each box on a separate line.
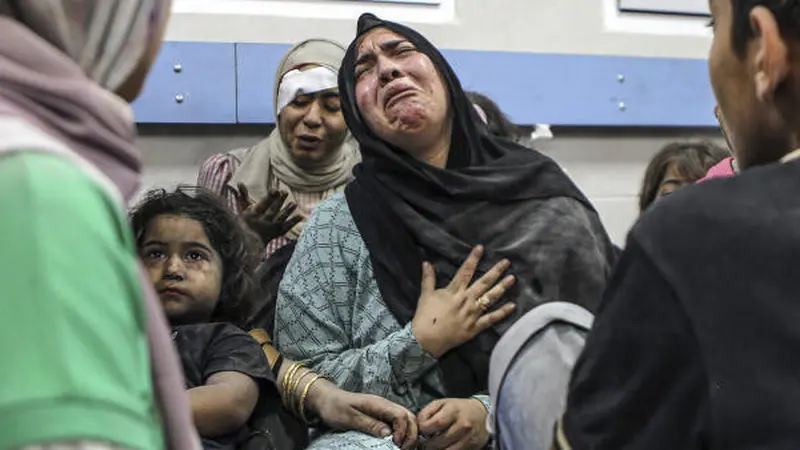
[391, 113, 430, 134]
[290, 147, 329, 168]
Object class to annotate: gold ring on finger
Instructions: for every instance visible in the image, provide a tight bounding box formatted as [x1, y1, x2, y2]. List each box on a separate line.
[477, 295, 491, 311]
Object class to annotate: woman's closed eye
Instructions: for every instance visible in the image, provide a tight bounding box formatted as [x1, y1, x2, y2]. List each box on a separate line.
[323, 97, 342, 113]
[355, 63, 371, 80]
[291, 95, 313, 108]
[396, 44, 416, 56]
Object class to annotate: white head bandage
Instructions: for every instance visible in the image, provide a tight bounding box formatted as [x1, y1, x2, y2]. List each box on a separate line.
[276, 66, 339, 113]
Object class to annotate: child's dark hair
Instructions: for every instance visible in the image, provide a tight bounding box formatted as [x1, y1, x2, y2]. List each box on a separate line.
[639, 141, 730, 212]
[130, 187, 261, 328]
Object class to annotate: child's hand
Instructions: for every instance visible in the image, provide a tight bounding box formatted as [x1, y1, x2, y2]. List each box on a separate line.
[308, 378, 419, 449]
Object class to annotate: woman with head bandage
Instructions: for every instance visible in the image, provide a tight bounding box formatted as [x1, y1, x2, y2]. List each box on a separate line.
[198, 38, 360, 331]
[198, 38, 359, 252]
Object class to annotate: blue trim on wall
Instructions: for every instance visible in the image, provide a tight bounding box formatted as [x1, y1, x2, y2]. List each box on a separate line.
[134, 41, 717, 127]
[443, 49, 716, 127]
[133, 42, 236, 123]
[236, 43, 291, 123]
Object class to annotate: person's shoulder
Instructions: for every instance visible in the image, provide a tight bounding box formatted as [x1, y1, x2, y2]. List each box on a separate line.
[538, 196, 595, 219]
[0, 151, 124, 232]
[202, 149, 247, 167]
[632, 181, 721, 247]
[0, 151, 106, 194]
[176, 322, 251, 341]
[535, 196, 607, 239]
[312, 191, 349, 216]
[633, 162, 794, 254]
[172, 323, 220, 348]
[296, 192, 368, 262]
[201, 323, 272, 380]
[174, 323, 260, 359]
[198, 151, 243, 181]
[305, 192, 357, 233]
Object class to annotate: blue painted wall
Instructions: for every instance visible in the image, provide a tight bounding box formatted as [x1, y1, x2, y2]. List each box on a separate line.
[133, 42, 237, 123]
[132, 41, 716, 127]
[236, 43, 291, 123]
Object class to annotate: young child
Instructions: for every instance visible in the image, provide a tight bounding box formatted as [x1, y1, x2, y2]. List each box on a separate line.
[130, 187, 275, 450]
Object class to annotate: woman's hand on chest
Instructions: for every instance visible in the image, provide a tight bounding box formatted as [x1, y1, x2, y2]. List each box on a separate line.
[411, 245, 516, 358]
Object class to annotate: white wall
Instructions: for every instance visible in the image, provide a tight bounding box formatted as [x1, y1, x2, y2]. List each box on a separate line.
[167, 0, 712, 58]
[136, 127, 725, 246]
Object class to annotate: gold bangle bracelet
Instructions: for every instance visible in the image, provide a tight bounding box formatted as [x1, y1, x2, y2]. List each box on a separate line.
[281, 362, 303, 406]
[299, 374, 324, 423]
[284, 364, 304, 413]
[289, 369, 312, 415]
[279, 362, 296, 396]
[284, 362, 303, 390]
[290, 367, 309, 397]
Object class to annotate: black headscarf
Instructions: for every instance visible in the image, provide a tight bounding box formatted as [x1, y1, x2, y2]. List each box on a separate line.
[340, 13, 615, 397]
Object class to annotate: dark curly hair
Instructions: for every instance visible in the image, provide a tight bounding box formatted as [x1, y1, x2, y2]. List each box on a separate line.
[130, 186, 261, 328]
[639, 141, 730, 212]
[731, 0, 800, 56]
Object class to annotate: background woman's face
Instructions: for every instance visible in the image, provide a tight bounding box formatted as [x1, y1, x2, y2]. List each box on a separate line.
[656, 163, 690, 199]
[278, 77, 348, 169]
[353, 28, 449, 155]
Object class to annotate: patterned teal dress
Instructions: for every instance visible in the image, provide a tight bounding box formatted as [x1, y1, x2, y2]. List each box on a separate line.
[274, 193, 490, 449]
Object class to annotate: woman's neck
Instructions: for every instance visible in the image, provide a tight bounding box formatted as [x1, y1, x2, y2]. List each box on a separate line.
[421, 139, 450, 168]
[415, 122, 453, 169]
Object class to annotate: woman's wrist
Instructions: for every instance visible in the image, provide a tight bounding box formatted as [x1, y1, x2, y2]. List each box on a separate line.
[305, 377, 338, 423]
[470, 396, 490, 416]
[411, 317, 447, 358]
[278, 360, 327, 424]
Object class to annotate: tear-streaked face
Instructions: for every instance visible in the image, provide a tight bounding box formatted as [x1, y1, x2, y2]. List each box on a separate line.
[353, 28, 450, 159]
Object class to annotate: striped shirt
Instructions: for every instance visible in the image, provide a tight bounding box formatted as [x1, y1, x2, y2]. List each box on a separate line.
[197, 151, 335, 258]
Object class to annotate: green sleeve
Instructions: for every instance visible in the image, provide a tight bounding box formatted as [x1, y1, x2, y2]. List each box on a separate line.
[0, 152, 163, 450]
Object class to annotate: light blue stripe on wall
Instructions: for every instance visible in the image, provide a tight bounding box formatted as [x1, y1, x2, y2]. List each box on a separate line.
[133, 42, 236, 123]
[236, 43, 291, 123]
[133, 42, 717, 127]
[445, 49, 716, 127]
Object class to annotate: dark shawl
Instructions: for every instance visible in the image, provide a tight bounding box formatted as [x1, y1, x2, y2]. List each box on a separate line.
[340, 13, 617, 397]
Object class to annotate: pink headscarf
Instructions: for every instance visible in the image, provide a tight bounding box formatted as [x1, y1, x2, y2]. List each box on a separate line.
[0, 2, 200, 448]
[697, 156, 737, 183]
